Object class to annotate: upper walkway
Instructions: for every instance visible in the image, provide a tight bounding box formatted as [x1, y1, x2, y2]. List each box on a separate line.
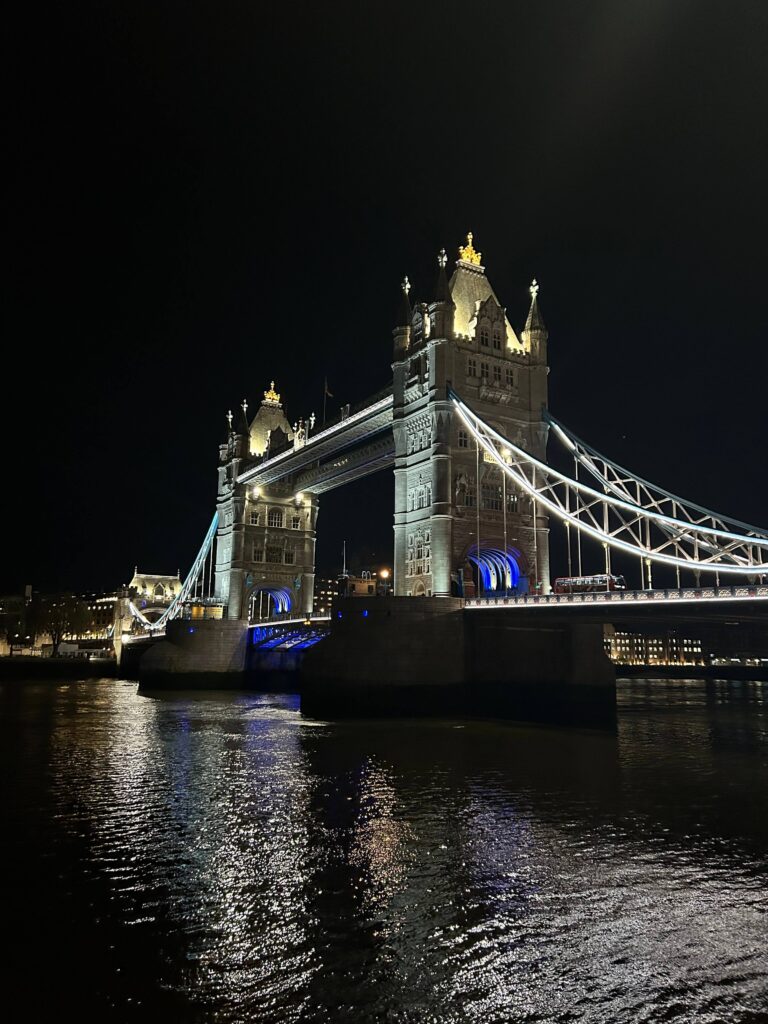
[237, 388, 394, 492]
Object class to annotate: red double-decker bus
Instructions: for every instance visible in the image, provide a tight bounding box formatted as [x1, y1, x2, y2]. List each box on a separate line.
[553, 574, 627, 594]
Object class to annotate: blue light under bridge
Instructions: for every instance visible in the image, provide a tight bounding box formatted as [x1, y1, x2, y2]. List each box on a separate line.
[467, 545, 522, 592]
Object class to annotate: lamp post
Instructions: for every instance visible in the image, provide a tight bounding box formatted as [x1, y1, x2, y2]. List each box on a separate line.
[379, 568, 391, 597]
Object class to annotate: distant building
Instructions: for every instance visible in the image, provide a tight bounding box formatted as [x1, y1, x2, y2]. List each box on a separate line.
[605, 626, 705, 667]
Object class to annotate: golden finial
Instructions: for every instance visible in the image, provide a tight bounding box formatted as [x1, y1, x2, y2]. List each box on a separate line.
[263, 381, 281, 405]
[458, 231, 482, 266]
[530, 279, 539, 300]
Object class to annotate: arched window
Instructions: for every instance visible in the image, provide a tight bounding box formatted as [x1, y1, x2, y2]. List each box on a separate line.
[480, 326, 490, 347]
[154, 583, 165, 599]
[268, 508, 283, 528]
[492, 328, 502, 350]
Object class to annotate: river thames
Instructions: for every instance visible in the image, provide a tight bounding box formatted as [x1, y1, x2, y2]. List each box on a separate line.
[1, 678, 766, 1023]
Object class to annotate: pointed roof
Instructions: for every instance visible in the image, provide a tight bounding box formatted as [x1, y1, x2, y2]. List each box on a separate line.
[524, 279, 547, 334]
[434, 249, 452, 303]
[396, 276, 412, 328]
[236, 398, 250, 435]
[449, 231, 520, 345]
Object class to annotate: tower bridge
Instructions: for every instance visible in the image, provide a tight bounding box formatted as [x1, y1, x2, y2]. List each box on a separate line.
[133, 233, 767, 718]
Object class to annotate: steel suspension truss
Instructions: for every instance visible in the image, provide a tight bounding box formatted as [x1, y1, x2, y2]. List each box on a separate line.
[451, 391, 768, 578]
[130, 512, 219, 632]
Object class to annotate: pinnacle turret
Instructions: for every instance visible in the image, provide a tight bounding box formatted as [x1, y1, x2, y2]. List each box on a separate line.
[397, 275, 412, 327]
[434, 249, 452, 303]
[524, 279, 547, 335]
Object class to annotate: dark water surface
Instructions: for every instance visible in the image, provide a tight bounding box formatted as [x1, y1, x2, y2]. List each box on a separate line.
[1, 678, 767, 1023]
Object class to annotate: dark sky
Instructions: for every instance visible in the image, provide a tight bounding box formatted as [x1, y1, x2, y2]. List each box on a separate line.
[5, 0, 767, 592]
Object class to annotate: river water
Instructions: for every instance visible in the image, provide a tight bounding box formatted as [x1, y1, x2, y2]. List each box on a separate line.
[1, 678, 766, 1023]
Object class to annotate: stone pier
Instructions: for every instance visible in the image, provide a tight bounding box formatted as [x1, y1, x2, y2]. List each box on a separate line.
[300, 597, 616, 726]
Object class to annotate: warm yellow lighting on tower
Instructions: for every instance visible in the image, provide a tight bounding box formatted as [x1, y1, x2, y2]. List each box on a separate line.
[458, 231, 482, 265]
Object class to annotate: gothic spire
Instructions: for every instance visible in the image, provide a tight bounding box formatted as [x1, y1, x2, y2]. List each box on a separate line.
[524, 279, 547, 335]
[236, 398, 250, 435]
[397, 275, 412, 327]
[434, 248, 451, 303]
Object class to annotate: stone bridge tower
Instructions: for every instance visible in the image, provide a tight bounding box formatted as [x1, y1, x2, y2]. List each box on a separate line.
[215, 384, 318, 621]
[392, 233, 550, 598]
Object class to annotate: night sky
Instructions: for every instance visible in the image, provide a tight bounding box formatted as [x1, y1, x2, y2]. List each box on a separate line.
[5, 1, 767, 594]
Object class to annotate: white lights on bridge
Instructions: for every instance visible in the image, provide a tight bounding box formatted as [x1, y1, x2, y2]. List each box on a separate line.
[451, 392, 768, 577]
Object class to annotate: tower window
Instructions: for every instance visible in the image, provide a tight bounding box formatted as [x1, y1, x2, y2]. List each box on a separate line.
[266, 544, 282, 563]
[468, 357, 477, 376]
[493, 364, 501, 384]
[292, 516, 301, 530]
[492, 329, 502, 350]
[268, 508, 284, 528]
[480, 362, 489, 381]
[505, 366, 515, 387]
[249, 510, 261, 526]
[458, 429, 469, 448]
[480, 326, 490, 347]
[284, 547, 295, 564]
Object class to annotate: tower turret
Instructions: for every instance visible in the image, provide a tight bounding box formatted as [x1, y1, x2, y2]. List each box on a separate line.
[521, 279, 548, 362]
[429, 249, 455, 338]
[392, 276, 412, 358]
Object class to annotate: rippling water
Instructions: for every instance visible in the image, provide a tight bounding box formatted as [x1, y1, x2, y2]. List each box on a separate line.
[1, 678, 767, 1022]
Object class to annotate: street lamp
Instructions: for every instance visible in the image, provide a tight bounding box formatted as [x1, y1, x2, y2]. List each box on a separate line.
[379, 568, 391, 597]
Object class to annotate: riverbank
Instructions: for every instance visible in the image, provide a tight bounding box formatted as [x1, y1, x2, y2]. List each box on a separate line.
[0, 656, 118, 680]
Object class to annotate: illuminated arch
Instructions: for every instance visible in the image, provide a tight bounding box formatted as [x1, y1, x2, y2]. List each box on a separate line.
[248, 586, 292, 622]
[466, 545, 522, 592]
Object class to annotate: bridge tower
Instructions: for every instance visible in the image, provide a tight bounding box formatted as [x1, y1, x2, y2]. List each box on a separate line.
[215, 384, 318, 621]
[392, 233, 550, 598]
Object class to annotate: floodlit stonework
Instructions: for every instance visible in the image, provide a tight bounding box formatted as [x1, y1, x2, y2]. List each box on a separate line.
[392, 236, 550, 597]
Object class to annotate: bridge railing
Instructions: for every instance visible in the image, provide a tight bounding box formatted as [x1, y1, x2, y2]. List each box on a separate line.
[465, 584, 768, 609]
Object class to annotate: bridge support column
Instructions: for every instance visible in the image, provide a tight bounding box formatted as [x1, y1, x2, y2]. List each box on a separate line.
[301, 597, 615, 726]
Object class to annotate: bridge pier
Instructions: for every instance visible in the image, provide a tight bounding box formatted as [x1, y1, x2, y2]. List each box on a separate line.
[138, 619, 249, 688]
[300, 597, 615, 726]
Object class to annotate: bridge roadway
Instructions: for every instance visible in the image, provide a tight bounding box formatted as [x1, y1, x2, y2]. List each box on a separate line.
[465, 584, 768, 639]
[237, 390, 394, 493]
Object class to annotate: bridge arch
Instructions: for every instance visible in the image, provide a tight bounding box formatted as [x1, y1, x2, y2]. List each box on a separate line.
[248, 586, 293, 623]
[458, 544, 526, 597]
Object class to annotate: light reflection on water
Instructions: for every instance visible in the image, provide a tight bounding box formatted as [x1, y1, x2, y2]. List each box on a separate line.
[1, 678, 767, 1022]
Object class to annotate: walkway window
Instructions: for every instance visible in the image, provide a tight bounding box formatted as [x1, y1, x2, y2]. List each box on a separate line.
[268, 508, 283, 528]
